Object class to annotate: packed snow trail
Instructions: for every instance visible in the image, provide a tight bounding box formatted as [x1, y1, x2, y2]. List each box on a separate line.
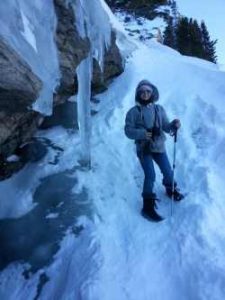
[86, 41, 225, 300]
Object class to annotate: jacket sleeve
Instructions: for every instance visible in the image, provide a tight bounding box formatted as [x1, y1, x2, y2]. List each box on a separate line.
[161, 106, 172, 133]
[124, 108, 147, 140]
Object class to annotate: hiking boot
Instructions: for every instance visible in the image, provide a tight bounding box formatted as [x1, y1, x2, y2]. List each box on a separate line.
[166, 187, 184, 201]
[142, 193, 164, 222]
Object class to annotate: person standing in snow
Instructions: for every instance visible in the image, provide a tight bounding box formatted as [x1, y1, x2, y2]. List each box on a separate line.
[124, 80, 184, 222]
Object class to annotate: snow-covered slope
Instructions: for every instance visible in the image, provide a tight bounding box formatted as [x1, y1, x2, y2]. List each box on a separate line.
[115, 10, 166, 43]
[1, 6, 225, 300]
[87, 41, 225, 299]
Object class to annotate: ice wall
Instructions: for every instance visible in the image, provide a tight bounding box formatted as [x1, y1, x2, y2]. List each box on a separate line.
[0, 0, 60, 115]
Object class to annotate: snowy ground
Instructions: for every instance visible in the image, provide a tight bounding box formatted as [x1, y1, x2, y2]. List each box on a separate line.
[85, 41, 225, 300]
[1, 7, 225, 300]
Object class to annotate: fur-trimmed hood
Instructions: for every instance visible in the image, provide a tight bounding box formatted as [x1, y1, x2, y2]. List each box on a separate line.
[135, 79, 159, 104]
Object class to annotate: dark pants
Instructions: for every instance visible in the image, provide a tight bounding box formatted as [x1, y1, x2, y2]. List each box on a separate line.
[138, 152, 174, 196]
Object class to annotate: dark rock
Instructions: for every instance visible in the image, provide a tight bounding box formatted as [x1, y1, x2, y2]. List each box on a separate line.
[0, 156, 25, 181]
[124, 16, 132, 23]
[91, 97, 101, 104]
[137, 19, 143, 25]
[0, 111, 43, 158]
[91, 109, 98, 116]
[15, 140, 48, 163]
[92, 31, 124, 93]
[40, 100, 78, 129]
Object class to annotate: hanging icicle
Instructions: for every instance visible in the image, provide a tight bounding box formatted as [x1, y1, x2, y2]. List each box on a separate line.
[69, 0, 112, 167]
[76, 53, 92, 167]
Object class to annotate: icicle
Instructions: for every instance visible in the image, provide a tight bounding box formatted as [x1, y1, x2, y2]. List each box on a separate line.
[69, 0, 112, 167]
[74, 0, 111, 71]
[76, 53, 92, 167]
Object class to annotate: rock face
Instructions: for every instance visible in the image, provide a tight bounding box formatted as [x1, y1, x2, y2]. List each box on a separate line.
[92, 31, 124, 92]
[54, 0, 124, 100]
[0, 38, 43, 160]
[53, 0, 90, 99]
[0, 38, 42, 113]
[0, 0, 124, 177]
[0, 111, 42, 158]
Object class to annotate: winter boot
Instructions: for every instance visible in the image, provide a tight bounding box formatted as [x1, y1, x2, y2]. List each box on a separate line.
[166, 186, 184, 201]
[142, 193, 164, 222]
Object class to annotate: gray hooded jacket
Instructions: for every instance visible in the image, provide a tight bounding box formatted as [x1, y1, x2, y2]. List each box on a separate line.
[124, 80, 174, 154]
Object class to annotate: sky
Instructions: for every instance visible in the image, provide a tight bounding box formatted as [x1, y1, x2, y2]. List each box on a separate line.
[176, 0, 225, 65]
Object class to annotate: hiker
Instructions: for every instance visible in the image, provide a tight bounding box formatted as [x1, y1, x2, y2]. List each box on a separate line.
[124, 79, 184, 222]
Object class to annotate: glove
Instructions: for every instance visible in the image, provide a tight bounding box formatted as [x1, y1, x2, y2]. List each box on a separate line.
[171, 119, 181, 131]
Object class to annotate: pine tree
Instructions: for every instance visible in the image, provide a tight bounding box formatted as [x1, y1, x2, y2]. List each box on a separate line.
[170, 0, 179, 26]
[201, 21, 217, 63]
[176, 17, 190, 55]
[106, 0, 168, 10]
[175, 17, 217, 62]
[189, 19, 204, 58]
[163, 16, 176, 48]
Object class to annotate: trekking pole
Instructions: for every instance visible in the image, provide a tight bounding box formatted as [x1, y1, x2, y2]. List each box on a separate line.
[171, 129, 178, 216]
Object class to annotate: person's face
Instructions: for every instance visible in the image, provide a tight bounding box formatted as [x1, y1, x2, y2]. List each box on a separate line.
[139, 87, 153, 101]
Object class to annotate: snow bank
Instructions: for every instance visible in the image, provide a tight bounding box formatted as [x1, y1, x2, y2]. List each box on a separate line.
[81, 38, 225, 299]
